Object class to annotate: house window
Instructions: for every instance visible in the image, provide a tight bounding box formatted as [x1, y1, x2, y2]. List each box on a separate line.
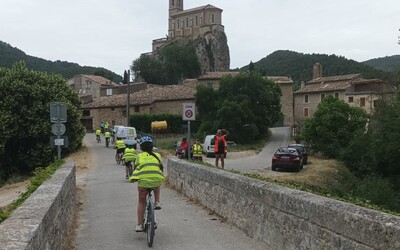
[207, 82, 213, 88]
[176, 19, 180, 30]
[106, 89, 112, 96]
[304, 94, 309, 103]
[195, 16, 198, 26]
[171, 0, 174, 6]
[134, 106, 139, 112]
[334, 92, 339, 98]
[83, 109, 90, 116]
[304, 108, 309, 117]
[321, 93, 326, 101]
[211, 14, 215, 24]
[373, 100, 378, 107]
[360, 97, 366, 107]
[348, 96, 354, 103]
[186, 17, 189, 28]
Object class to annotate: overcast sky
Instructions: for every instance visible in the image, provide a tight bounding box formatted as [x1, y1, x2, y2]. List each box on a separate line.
[1, 0, 399, 76]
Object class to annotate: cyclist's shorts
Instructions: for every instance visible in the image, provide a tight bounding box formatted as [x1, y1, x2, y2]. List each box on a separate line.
[138, 186, 160, 199]
[125, 161, 134, 167]
[117, 148, 124, 154]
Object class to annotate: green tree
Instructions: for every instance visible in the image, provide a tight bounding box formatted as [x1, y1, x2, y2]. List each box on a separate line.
[372, 95, 400, 177]
[195, 72, 282, 143]
[0, 61, 85, 180]
[131, 43, 201, 84]
[302, 96, 368, 158]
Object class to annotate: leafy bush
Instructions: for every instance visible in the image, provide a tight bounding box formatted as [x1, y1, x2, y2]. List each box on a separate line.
[339, 132, 377, 178]
[302, 96, 368, 158]
[0, 62, 85, 180]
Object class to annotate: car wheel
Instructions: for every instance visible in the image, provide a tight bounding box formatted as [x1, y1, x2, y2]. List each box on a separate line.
[295, 165, 300, 172]
[303, 158, 308, 165]
[272, 165, 276, 171]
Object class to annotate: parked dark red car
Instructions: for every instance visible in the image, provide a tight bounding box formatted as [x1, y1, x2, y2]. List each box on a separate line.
[271, 147, 303, 172]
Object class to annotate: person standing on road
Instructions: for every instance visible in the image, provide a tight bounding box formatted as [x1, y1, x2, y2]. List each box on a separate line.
[214, 129, 227, 169]
[129, 136, 164, 232]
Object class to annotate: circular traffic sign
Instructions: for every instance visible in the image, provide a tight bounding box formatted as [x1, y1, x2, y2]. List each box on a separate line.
[51, 123, 66, 135]
[185, 110, 193, 118]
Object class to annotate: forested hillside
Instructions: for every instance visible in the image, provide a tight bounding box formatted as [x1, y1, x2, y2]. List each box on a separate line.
[0, 41, 122, 83]
[362, 55, 400, 72]
[241, 50, 395, 85]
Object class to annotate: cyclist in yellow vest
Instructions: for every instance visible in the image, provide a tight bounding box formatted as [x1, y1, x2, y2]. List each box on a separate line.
[191, 138, 203, 161]
[129, 136, 164, 232]
[104, 131, 111, 147]
[115, 138, 126, 152]
[95, 128, 101, 142]
[122, 142, 137, 179]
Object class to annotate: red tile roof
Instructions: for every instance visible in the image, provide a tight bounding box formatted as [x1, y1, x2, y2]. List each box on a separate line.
[265, 76, 293, 84]
[197, 71, 240, 80]
[172, 4, 222, 17]
[82, 75, 118, 86]
[84, 85, 195, 108]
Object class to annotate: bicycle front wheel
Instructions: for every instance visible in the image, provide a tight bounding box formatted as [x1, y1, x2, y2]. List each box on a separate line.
[146, 201, 155, 247]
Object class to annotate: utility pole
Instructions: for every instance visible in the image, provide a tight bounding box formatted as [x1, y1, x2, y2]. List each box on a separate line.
[125, 70, 131, 126]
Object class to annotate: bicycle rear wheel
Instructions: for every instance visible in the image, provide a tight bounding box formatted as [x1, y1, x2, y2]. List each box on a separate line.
[115, 153, 120, 164]
[146, 201, 155, 247]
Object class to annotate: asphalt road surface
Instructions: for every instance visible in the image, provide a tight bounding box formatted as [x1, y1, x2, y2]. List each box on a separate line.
[203, 127, 292, 174]
[74, 135, 270, 250]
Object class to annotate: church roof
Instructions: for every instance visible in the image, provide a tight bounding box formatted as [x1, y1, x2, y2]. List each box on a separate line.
[171, 4, 222, 17]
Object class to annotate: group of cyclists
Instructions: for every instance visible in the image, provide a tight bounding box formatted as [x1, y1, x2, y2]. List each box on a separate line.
[95, 122, 116, 147]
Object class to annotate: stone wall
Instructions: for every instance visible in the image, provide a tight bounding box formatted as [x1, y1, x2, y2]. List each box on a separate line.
[167, 158, 400, 250]
[0, 161, 76, 250]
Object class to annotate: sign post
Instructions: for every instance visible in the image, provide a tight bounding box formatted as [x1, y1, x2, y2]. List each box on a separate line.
[50, 102, 67, 160]
[182, 103, 196, 159]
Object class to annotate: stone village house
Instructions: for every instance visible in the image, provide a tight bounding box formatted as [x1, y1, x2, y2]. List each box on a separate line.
[83, 85, 196, 131]
[294, 63, 397, 131]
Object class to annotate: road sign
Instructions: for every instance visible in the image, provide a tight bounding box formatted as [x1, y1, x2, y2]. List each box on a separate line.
[50, 136, 69, 148]
[50, 102, 67, 123]
[51, 123, 66, 136]
[182, 103, 195, 121]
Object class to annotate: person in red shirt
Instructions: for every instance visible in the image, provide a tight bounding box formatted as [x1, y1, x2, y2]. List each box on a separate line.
[214, 129, 227, 169]
[179, 138, 189, 159]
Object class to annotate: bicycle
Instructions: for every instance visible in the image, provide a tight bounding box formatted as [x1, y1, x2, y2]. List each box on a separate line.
[96, 135, 101, 143]
[126, 161, 134, 176]
[105, 137, 110, 147]
[143, 188, 157, 247]
[115, 151, 124, 165]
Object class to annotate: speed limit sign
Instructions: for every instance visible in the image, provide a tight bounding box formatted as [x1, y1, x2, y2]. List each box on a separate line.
[182, 103, 196, 121]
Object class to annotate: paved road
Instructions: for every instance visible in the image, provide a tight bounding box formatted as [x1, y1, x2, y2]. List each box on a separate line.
[203, 127, 292, 174]
[74, 135, 269, 250]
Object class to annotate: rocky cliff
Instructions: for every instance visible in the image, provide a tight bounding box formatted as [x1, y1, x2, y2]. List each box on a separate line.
[156, 29, 230, 73]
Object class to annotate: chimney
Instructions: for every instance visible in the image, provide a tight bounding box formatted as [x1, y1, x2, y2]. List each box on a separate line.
[313, 63, 323, 79]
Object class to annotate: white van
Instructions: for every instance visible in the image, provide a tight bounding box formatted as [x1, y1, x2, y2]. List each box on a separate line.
[203, 135, 215, 157]
[115, 126, 138, 149]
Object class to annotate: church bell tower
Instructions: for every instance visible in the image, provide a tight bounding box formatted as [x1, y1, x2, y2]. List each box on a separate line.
[168, 0, 184, 37]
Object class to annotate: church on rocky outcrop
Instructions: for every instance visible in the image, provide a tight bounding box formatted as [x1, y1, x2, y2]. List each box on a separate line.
[152, 0, 225, 51]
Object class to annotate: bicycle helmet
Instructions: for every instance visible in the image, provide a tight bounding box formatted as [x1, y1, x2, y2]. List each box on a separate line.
[139, 136, 153, 145]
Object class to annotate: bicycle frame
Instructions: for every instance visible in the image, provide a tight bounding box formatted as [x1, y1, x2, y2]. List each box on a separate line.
[143, 188, 156, 247]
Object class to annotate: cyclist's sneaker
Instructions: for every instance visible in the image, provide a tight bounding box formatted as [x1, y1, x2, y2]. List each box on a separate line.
[125, 175, 129, 179]
[155, 202, 162, 210]
[135, 224, 144, 232]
